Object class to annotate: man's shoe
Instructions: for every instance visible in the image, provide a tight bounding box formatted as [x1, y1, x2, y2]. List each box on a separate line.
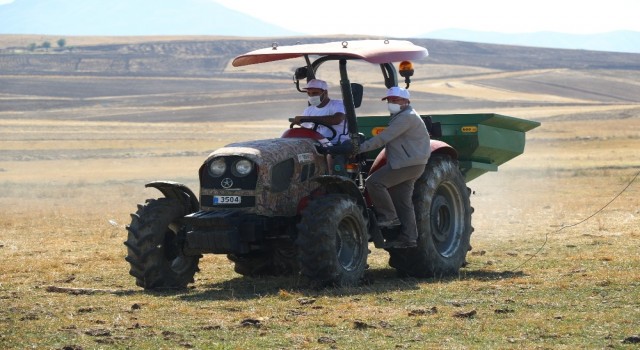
[378, 218, 401, 228]
[384, 240, 417, 249]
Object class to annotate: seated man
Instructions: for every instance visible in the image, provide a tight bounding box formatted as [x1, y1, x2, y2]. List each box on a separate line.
[292, 79, 347, 146]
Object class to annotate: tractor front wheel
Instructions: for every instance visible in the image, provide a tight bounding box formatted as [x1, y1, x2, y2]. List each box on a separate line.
[296, 194, 368, 287]
[124, 198, 200, 289]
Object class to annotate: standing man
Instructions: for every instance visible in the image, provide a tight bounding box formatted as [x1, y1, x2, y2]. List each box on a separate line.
[359, 87, 431, 248]
[293, 79, 348, 145]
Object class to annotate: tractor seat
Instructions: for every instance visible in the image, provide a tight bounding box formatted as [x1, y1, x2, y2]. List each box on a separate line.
[281, 127, 326, 141]
[368, 148, 388, 175]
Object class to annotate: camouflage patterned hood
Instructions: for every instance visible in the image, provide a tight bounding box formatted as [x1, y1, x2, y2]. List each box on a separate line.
[200, 137, 327, 216]
[204, 137, 319, 166]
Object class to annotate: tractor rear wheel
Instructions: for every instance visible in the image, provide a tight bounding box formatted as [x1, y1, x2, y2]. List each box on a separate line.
[124, 198, 200, 289]
[388, 155, 472, 277]
[297, 194, 368, 287]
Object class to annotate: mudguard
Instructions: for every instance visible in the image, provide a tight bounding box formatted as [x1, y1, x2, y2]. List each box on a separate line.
[368, 140, 458, 175]
[430, 139, 458, 159]
[145, 181, 200, 213]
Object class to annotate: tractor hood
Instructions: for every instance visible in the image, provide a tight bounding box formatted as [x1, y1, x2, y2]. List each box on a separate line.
[204, 137, 320, 167]
[199, 137, 326, 216]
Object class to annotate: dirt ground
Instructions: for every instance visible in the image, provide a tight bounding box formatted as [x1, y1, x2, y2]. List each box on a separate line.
[0, 36, 639, 348]
[1, 104, 638, 263]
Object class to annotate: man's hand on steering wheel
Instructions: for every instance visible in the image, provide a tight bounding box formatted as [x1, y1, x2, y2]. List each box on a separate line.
[291, 116, 305, 125]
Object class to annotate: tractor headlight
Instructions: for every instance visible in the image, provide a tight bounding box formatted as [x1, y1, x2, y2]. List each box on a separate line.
[233, 159, 253, 177]
[209, 158, 226, 177]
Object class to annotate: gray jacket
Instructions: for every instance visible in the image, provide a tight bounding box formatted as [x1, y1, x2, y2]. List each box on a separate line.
[359, 106, 431, 169]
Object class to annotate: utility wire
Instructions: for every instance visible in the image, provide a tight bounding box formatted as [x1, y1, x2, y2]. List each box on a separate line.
[508, 168, 640, 273]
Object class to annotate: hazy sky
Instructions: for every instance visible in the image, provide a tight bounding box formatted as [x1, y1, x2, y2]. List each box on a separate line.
[0, 0, 638, 38]
[212, 0, 640, 37]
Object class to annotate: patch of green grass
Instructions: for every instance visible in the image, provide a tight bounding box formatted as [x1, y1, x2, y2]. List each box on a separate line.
[1, 215, 638, 349]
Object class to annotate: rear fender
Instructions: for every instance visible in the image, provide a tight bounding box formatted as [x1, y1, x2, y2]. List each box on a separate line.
[145, 181, 200, 212]
[430, 139, 457, 159]
[368, 140, 457, 175]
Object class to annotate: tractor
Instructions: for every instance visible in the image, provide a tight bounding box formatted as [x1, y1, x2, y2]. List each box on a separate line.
[124, 39, 540, 289]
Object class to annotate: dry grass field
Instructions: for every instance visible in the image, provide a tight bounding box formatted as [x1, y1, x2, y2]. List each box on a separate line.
[1, 36, 639, 349]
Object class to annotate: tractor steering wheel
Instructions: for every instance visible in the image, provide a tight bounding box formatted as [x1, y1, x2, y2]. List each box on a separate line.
[289, 118, 338, 141]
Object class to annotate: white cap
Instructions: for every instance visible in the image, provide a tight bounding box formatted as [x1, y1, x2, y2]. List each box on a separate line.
[382, 86, 410, 100]
[305, 79, 328, 90]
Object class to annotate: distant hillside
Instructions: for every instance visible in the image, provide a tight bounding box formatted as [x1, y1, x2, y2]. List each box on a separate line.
[410, 39, 640, 70]
[0, 36, 639, 78]
[1, 36, 638, 123]
[421, 29, 640, 54]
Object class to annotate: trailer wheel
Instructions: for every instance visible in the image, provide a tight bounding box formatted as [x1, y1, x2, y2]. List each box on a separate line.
[388, 155, 472, 277]
[297, 194, 368, 287]
[124, 198, 200, 289]
[228, 241, 298, 276]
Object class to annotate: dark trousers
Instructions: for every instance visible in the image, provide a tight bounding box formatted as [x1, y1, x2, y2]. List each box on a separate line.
[366, 163, 425, 241]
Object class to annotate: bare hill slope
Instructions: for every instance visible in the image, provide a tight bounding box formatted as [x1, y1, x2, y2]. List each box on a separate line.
[0, 36, 638, 123]
[1, 36, 639, 76]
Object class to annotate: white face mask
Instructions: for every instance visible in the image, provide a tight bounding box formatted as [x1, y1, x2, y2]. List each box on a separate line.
[308, 95, 322, 107]
[387, 103, 402, 114]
